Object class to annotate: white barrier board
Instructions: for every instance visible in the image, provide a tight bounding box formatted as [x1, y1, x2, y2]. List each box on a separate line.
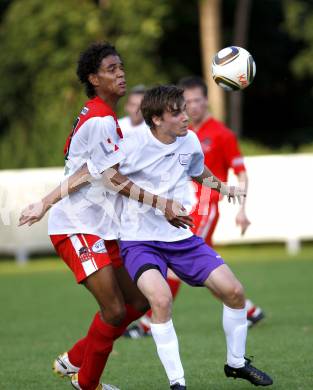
[0, 154, 312, 260]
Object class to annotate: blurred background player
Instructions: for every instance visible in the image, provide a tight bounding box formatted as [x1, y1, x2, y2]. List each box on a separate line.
[180, 76, 264, 328]
[124, 76, 264, 338]
[118, 84, 147, 137]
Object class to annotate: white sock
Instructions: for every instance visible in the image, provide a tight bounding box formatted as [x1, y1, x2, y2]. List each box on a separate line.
[223, 304, 247, 368]
[150, 319, 185, 386]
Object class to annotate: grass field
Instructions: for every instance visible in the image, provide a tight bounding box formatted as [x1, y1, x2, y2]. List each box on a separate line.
[1, 243, 313, 390]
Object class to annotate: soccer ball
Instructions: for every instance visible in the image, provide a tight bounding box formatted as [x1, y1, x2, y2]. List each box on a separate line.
[212, 46, 256, 91]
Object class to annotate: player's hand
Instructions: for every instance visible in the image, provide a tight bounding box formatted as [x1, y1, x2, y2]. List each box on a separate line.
[18, 201, 48, 226]
[236, 209, 251, 235]
[163, 199, 194, 229]
[226, 185, 246, 205]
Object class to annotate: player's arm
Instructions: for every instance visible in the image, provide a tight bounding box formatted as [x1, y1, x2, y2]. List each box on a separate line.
[19, 163, 192, 229]
[191, 165, 246, 203]
[235, 170, 251, 235]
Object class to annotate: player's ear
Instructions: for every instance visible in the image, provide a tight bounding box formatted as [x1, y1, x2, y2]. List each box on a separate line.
[152, 115, 162, 128]
[88, 73, 99, 88]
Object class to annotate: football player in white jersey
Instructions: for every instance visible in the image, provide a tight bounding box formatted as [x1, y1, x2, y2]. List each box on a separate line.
[115, 85, 272, 389]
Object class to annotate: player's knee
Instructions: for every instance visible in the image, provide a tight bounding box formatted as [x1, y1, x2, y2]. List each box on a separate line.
[132, 298, 150, 314]
[101, 302, 127, 326]
[227, 282, 245, 308]
[151, 294, 172, 313]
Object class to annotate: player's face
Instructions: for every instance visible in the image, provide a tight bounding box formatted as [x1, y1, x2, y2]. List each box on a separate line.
[125, 93, 144, 125]
[158, 103, 189, 138]
[91, 55, 126, 97]
[183, 87, 208, 123]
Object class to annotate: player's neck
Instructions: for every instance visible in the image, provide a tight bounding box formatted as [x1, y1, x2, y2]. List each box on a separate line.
[191, 112, 211, 132]
[96, 92, 120, 111]
[150, 129, 176, 144]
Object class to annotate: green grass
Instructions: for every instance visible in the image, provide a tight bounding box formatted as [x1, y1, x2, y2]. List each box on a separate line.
[1, 244, 313, 389]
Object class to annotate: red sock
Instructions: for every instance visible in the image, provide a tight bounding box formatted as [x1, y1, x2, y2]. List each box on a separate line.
[140, 277, 181, 332]
[68, 305, 143, 389]
[68, 337, 87, 368]
[77, 312, 115, 390]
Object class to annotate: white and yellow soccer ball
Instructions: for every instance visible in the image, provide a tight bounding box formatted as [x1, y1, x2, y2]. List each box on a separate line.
[212, 46, 256, 91]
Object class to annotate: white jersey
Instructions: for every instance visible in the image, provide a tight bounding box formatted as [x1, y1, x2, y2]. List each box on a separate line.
[48, 97, 124, 239]
[118, 127, 204, 241]
[118, 116, 149, 138]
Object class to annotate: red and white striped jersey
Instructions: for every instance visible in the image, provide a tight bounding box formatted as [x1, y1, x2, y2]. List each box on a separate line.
[48, 96, 124, 239]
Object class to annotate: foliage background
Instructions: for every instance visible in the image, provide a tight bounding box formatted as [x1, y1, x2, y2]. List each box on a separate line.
[0, 0, 312, 168]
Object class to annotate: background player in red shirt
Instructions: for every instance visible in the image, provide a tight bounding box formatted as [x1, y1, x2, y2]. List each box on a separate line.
[127, 76, 264, 338]
[179, 76, 264, 327]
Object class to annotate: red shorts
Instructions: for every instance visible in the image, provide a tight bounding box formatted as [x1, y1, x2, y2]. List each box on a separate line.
[191, 201, 220, 247]
[50, 234, 123, 283]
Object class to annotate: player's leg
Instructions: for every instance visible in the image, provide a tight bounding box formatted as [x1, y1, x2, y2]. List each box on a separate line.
[125, 268, 182, 338]
[56, 241, 148, 372]
[203, 264, 272, 386]
[194, 200, 219, 247]
[50, 235, 136, 390]
[123, 199, 215, 339]
[168, 235, 272, 387]
[120, 241, 186, 389]
[200, 202, 265, 327]
[107, 240, 150, 314]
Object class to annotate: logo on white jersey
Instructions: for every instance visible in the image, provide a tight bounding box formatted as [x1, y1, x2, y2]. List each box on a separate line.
[179, 153, 192, 166]
[81, 107, 89, 116]
[92, 239, 106, 253]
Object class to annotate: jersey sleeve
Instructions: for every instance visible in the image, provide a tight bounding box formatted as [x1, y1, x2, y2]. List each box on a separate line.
[187, 131, 205, 177]
[223, 130, 246, 175]
[86, 116, 125, 178]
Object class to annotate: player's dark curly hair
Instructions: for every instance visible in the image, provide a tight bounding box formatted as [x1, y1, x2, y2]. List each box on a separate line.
[141, 85, 185, 129]
[178, 76, 208, 97]
[76, 42, 120, 98]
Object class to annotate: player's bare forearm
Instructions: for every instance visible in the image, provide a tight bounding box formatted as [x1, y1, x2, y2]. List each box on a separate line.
[18, 164, 92, 226]
[192, 166, 228, 195]
[237, 171, 248, 208]
[192, 166, 246, 204]
[235, 171, 251, 234]
[47, 164, 91, 209]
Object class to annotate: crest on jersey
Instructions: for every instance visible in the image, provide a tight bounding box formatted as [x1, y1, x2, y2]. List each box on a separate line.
[80, 107, 89, 116]
[79, 247, 93, 263]
[179, 153, 192, 166]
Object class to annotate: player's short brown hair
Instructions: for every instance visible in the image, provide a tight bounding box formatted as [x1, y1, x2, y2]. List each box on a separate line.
[140, 85, 185, 129]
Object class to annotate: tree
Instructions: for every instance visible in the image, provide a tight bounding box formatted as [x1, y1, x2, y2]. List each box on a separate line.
[0, 0, 104, 168]
[0, 0, 172, 168]
[198, 0, 225, 121]
[102, 0, 170, 91]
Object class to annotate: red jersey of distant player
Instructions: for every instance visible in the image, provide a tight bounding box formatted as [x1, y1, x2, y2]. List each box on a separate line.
[190, 117, 246, 245]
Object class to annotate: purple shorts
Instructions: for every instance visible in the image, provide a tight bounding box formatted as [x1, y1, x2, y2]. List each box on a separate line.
[119, 235, 225, 286]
